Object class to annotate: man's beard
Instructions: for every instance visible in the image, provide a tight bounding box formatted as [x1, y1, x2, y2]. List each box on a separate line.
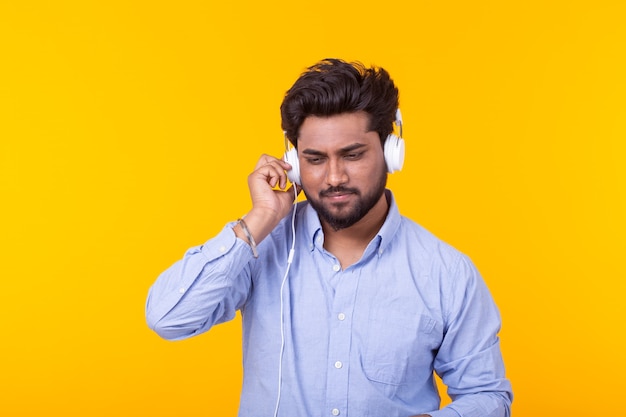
[303, 169, 388, 231]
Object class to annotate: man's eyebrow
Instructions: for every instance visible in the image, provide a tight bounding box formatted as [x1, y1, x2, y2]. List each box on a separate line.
[339, 143, 367, 153]
[300, 143, 367, 156]
[300, 148, 327, 156]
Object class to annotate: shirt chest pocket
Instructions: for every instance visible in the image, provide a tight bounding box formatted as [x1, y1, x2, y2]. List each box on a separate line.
[361, 312, 442, 386]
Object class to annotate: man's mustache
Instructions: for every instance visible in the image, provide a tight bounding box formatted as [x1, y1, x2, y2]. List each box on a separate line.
[320, 186, 360, 197]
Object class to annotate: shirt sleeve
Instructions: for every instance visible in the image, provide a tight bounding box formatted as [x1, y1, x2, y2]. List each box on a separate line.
[145, 222, 256, 341]
[427, 254, 513, 417]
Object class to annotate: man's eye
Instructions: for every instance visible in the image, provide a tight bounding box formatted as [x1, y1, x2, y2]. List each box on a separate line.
[306, 157, 324, 165]
[345, 152, 363, 160]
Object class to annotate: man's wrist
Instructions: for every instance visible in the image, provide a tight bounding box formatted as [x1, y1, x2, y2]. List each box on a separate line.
[232, 208, 280, 250]
[236, 218, 258, 258]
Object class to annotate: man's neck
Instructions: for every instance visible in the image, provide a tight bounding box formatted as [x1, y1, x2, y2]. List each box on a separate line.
[321, 192, 390, 269]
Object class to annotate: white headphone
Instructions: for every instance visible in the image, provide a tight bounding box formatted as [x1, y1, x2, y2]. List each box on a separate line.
[283, 109, 405, 185]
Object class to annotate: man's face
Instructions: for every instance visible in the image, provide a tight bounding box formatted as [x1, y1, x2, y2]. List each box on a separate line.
[297, 111, 388, 231]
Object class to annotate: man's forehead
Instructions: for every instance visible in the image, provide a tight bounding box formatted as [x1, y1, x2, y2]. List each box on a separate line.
[298, 113, 376, 142]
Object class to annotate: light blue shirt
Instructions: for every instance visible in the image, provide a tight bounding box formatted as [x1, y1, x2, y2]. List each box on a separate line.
[146, 191, 512, 417]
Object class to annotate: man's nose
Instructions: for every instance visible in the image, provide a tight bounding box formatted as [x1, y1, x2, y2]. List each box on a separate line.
[326, 158, 348, 186]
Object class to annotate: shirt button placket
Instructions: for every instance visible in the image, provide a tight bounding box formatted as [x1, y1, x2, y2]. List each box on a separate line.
[325, 267, 356, 417]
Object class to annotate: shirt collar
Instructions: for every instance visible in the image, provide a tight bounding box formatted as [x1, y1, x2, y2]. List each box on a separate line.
[302, 189, 402, 255]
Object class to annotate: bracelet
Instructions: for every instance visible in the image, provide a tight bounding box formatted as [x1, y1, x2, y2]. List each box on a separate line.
[237, 218, 259, 259]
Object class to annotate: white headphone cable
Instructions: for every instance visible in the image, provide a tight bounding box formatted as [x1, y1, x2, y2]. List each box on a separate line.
[273, 185, 298, 417]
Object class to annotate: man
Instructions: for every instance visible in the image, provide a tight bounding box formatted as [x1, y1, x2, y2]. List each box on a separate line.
[146, 58, 512, 417]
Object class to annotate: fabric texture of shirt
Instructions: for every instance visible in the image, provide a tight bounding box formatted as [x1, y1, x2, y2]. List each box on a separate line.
[146, 191, 512, 417]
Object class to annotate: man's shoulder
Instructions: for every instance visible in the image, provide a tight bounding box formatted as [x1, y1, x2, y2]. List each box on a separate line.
[396, 215, 468, 265]
[398, 215, 456, 248]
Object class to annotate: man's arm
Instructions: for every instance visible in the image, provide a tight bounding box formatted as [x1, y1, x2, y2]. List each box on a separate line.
[146, 154, 297, 340]
[425, 254, 513, 417]
[145, 224, 255, 340]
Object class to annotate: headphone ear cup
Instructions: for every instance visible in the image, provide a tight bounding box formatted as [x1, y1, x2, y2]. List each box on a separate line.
[384, 134, 405, 173]
[283, 148, 301, 185]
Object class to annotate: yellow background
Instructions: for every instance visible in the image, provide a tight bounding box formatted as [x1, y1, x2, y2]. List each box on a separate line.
[1, 1, 624, 416]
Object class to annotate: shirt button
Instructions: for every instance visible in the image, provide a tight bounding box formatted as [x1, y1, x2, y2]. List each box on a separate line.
[334, 361, 343, 369]
[331, 409, 340, 416]
[219, 245, 226, 252]
[337, 313, 346, 321]
[178, 287, 186, 294]
[332, 264, 341, 272]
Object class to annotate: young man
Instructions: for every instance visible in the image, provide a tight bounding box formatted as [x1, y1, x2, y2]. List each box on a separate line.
[146, 59, 512, 417]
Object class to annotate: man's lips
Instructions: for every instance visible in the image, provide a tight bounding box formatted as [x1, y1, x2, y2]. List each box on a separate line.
[321, 190, 355, 201]
[320, 188, 358, 198]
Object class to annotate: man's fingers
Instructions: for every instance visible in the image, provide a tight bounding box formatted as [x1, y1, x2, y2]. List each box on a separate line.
[251, 155, 292, 189]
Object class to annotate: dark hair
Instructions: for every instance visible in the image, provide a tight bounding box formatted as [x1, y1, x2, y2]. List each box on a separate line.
[280, 58, 399, 148]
